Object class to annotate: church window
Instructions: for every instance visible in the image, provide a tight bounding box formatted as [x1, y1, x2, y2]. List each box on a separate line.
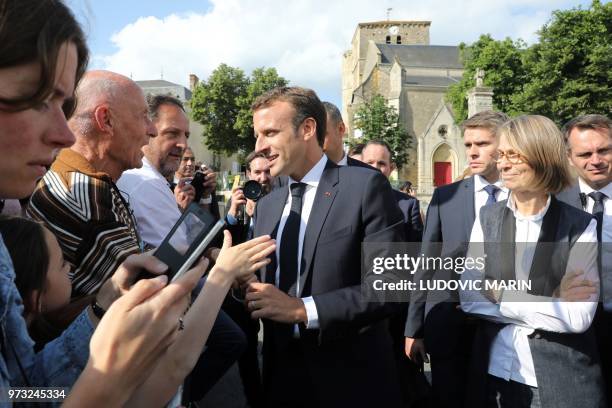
[396, 36, 402, 44]
[385, 35, 391, 44]
[438, 125, 448, 138]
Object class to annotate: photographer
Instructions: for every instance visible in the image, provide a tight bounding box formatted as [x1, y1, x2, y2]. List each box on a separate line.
[226, 151, 273, 243]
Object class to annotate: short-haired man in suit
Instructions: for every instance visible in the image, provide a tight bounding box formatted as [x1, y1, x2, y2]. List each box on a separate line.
[404, 110, 510, 408]
[246, 87, 405, 407]
[321, 101, 372, 170]
[557, 114, 612, 400]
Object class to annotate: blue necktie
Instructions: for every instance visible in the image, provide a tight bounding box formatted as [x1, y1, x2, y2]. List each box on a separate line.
[589, 191, 607, 242]
[484, 185, 499, 206]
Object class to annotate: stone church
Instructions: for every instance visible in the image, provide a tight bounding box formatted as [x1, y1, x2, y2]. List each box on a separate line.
[342, 21, 471, 206]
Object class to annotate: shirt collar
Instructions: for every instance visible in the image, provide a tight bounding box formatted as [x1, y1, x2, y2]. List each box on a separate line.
[288, 154, 328, 189]
[578, 177, 612, 198]
[142, 157, 171, 187]
[52, 148, 111, 180]
[337, 153, 348, 167]
[474, 174, 507, 193]
[506, 193, 551, 222]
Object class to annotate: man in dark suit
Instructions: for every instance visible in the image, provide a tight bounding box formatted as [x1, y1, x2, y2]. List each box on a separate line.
[244, 87, 405, 407]
[362, 140, 423, 242]
[404, 110, 509, 408]
[557, 114, 612, 401]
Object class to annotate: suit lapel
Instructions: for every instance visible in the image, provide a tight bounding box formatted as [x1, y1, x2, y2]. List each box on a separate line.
[556, 183, 583, 210]
[461, 177, 476, 239]
[256, 187, 288, 285]
[290, 163, 339, 297]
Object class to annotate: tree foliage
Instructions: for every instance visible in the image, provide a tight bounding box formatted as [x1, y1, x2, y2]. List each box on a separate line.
[446, 35, 526, 122]
[190, 64, 288, 157]
[512, 0, 611, 124]
[352, 95, 411, 169]
[446, 1, 611, 125]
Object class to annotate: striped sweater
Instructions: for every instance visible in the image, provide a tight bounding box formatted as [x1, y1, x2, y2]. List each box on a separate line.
[28, 149, 142, 299]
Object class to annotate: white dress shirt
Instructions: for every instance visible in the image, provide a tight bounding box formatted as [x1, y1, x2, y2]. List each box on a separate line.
[578, 178, 612, 309]
[473, 174, 509, 221]
[117, 158, 182, 248]
[336, 153, 348, 166]
[273, 154, 328, 329]
[461, 194, 599, 387]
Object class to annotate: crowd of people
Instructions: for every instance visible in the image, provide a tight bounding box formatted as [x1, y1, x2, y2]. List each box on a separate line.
[1, 1, 611, 408]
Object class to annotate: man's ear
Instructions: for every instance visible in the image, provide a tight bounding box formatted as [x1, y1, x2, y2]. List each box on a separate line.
[92, 104, 113, 133]
[338, 121, 346, 138]
[301, 117, 317, 142]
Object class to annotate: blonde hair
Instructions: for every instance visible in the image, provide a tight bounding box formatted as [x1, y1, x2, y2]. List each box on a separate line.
[497, 115, 572, 194]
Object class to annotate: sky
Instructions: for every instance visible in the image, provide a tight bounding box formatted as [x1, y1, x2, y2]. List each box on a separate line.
[66, 0, 596, 106]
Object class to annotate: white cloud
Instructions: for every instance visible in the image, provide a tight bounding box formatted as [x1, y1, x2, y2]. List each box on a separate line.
[97, 0, 586, 105]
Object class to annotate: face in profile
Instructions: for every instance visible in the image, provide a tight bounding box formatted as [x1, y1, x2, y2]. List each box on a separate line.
[149, 103, 190, 177]
[567, 127, 612, 190]
[0, 42, 78, 198]
[464, 127, 499, 182]
[253, 101, 304, 178]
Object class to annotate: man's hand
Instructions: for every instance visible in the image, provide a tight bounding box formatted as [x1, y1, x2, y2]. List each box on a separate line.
[228, 187, 246, 218]
[245, 282, 307, 324]
[245, 199, 256, 218]
[201, 168, 217, 198]
[174, 177, 195, 211]
[554, 269, 597, 301]
[404, 337, 428, 365]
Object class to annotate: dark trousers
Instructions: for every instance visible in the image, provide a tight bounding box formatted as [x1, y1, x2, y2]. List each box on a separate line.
[594, 307, 612, 403]
[486, 375, 541, 408]
[389, 308, 431, 408]
[183, 279, 247, 403]
[222, 292, 264, 408]
[263, 337, 318, 408]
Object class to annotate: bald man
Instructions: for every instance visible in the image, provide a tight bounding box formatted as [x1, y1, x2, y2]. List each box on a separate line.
[28, 70, 157, 336]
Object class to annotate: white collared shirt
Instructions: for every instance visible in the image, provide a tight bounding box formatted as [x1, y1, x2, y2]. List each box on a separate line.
[461, 194, 599, 387]
[117, 157, 182, 248]
[273, 154, 328, 329]
[336, 153, 348, 166]
[473, 174, 509, 221]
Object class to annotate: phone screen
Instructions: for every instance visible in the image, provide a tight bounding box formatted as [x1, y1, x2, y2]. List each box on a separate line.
[168, 212, 209, 255]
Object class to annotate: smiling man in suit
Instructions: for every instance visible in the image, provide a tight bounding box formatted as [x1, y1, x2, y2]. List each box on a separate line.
[404, 110, 509, 408]
[557, 114, 612, 401]
[245, 87, 405, 408]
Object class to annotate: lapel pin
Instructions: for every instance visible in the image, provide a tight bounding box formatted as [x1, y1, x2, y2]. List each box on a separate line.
[324, 191, 331, 197]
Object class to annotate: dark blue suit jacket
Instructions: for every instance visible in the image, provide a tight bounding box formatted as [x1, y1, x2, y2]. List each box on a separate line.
[253, 159, 405, 407]
[404, 177, 476, 356]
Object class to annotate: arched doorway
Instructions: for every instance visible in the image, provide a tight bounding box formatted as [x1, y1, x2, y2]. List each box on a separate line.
[432, 144, 455, 187]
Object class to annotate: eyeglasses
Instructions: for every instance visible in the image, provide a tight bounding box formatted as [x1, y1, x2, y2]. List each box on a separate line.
[497, 150, 527, 164]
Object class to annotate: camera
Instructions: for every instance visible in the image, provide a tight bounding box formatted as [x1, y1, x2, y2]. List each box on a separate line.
[243, 180, 263, 202]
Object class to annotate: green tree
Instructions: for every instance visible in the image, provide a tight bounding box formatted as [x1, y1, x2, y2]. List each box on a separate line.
[512, 0, 611, 125]
[234, 67, 288, 155]
[190, 64, 248, 156]
[190, 64, 289, 158]
[352, 95, 411, 169]
[445, 34, 526, 122]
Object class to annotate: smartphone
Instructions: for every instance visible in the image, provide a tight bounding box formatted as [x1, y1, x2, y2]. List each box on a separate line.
[153, 203, 224, 282]
[191, 170, 206, 202]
